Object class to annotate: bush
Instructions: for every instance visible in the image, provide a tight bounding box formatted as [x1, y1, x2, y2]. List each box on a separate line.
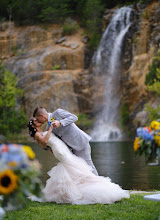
[76, 113, 94, 131]
[145, 105, 160, 122]
[88, 32, 101, 50]
[145, 50, 160, 86]
[52, 65, 61, 70]
[82, 0, 103, 49]
[147, 80, 160, 95]
[38, 2, 72, 24]
[0, 63, 27, 136]
[120, 103, 129, 127]
[62, 18, 79, 35]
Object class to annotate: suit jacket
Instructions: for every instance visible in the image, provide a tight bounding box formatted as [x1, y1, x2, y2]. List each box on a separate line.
[46, 108, 92, 151]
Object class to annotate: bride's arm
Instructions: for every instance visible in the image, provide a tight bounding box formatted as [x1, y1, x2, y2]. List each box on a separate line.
[35, 125, 53, 146]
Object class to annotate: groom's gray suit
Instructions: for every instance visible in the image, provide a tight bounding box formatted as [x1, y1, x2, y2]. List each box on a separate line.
[46, 108, 98, 176]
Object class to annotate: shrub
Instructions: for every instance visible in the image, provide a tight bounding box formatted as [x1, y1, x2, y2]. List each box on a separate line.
[62, 18, 79, 35]
[0, 63, 27, 136]
[76, 113, 94, 131]
[53, 65, 61, 70]
[145, 50, 160, 86]
[145, 105, 160, 122]
[120, 103, 129, 127]
[147, 80, 160, 95]
[88, 32, 101, 50]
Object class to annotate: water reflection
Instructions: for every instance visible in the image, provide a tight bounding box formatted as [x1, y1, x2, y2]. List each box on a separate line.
[91, 142, 160, 190]
[28, 141, 160, 190]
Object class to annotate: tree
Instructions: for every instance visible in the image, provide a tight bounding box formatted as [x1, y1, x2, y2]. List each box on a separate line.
[37, 0, 73, 23]
[83, 0, 104, 49]
[0, 63, 27, 136]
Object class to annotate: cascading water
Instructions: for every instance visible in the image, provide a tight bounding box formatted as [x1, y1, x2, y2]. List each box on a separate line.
[90, 7, 134, 141]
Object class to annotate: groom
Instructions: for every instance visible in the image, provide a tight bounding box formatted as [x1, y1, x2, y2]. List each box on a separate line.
[33, 107, 98, 176]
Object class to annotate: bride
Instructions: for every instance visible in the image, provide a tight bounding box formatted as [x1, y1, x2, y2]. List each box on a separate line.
[28, 118, 130, 205]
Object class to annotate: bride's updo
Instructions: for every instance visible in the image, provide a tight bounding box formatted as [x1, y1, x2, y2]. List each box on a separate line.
[28, 118, 37, 138]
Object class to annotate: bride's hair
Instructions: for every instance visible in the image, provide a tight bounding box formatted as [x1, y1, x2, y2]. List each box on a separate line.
[27, 118, 37, 138]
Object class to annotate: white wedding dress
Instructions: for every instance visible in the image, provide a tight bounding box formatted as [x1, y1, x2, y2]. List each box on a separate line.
[34, 132, 130, 204]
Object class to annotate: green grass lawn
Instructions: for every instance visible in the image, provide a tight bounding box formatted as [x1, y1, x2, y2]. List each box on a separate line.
[1, 194, 160, 220]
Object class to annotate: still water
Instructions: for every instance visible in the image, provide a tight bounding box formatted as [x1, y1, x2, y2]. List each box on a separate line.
[28, 141, 160, 191]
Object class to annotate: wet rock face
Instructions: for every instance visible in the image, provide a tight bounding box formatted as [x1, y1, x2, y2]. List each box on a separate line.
[18, 70, 80, 117]
[121, 1, 160, 128]
[0, 23, 91, 117]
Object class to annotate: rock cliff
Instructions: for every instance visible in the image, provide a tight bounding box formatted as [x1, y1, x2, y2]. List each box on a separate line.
[0, 1, 160, 135]
[121, 1, 160, 131]
[0, 23, 89, 117]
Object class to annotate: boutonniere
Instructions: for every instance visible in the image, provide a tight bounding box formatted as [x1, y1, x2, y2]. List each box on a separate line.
[50, 117, 54, 122]
[48, 117, 55, 126]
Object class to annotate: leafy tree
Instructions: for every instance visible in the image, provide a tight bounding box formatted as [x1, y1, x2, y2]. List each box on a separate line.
[0, 63, 27, 136]
[0, 0, 158, 25]
[83, 0, 104, 49]
[37, 0, 73, 23]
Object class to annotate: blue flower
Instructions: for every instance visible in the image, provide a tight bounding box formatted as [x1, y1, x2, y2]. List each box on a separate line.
[137, 128, 143, 137]
[137, 127, 154, 141]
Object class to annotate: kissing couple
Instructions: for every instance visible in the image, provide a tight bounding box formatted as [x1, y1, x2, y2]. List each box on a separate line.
[28, 107, 130, 204]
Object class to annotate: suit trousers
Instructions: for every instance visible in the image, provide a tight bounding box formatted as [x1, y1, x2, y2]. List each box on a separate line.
[73, 143, 98, 176]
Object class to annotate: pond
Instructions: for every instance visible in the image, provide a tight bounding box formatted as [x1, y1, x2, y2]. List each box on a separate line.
[27, 141, 160, 191]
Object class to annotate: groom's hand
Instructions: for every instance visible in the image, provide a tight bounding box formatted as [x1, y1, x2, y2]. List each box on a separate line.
[51, 120, 61, 128]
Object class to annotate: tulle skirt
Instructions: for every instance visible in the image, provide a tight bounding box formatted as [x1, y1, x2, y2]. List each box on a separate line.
[41, 158, 130, 205]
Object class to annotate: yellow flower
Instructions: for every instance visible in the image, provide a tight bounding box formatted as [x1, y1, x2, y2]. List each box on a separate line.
[133, 137, 140, 152]
[8, 161, 17, 167]
[0, 170, 18, 195]
[22, 145, 35, 160]
[50, 117, 54, 122]
[154, 135, 160, 147]
[150, 120, 160, 130]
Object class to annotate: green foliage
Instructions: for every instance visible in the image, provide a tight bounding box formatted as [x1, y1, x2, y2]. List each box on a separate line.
[0, 63, 27, 136]
[132, 36, 138, 44]
[141, 9, 150, 20]
[0, 0, 158, 26]
[62, 18, 79, 35]
[147, 80, 160, 95]
[141, 0, 157, 4]
[88, 32, 101, 50]
[147, 65, 160, 95]
[145, 50, 160, 96]
[52, 65, 61, 70]
[120, 103, 129, 127]
[9, 0, 39, 25]
[76, 113, 94, 131]
[145, 104, 160, 122]
[145, 62, 159, 85]
[37, 0, 73, 24]
[145, 50, 160, 86]
[83, 0, 103, 49]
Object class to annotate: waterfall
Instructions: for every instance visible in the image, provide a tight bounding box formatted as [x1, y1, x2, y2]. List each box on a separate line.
[90, 7, 134, 142]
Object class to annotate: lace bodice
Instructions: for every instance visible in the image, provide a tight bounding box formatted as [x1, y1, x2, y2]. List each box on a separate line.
[43, 132, 73, 163]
